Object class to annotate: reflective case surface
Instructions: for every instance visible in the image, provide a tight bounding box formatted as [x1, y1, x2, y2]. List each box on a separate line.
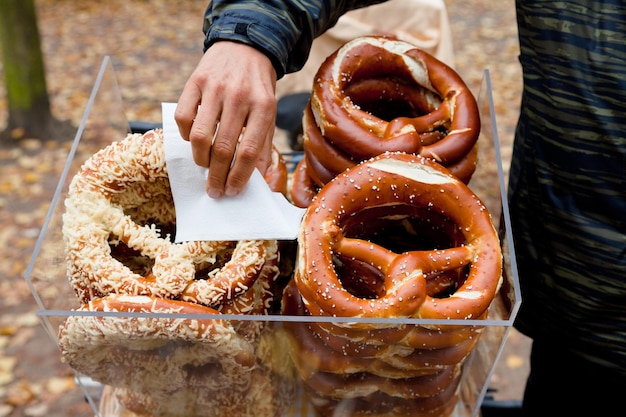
[25, 57, 520, 417]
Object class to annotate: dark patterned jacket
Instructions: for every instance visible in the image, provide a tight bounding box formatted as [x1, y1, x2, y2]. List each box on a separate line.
[202, 0, 386, 78]
[509, 0, 626, 375]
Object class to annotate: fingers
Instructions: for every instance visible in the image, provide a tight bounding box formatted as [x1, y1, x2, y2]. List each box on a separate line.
[174, 78, 202, 142]
[206, 107, 249, 198]
[187, 104, 221, 170]
[256, 125, 276, 175]
[175, 62, 220, 169]
[175, 42, 277, 198]
[208, 96, 276, 197]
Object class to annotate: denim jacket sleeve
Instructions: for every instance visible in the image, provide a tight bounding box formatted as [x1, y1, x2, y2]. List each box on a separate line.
[202, 0, 387, 78]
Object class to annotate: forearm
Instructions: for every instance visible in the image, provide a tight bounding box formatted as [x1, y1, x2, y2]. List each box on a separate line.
[202, 0, 387, 78]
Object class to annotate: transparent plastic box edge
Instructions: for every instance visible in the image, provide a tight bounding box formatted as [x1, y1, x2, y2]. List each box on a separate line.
[24, 56, 521, 417]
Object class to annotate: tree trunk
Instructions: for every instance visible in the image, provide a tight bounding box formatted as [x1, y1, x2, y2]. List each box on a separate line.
[0, 0, 52, 140]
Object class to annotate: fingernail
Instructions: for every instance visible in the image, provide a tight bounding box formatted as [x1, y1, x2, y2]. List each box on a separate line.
[225, 186, 238, 197]
[208, 188, 223, 199]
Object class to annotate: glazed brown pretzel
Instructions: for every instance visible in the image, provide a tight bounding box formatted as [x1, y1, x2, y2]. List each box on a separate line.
[289, 157, 319, 207]
[310, 36, 480, 165]
[300, 366, 459, 400]
[282, 280, 465, 417]
[295, 152, 502, 321]
[289, 35, 481, 208]
[285, 285, 478, 374]
[305, 385, 460, 417]
[263, 146, 289, 196]
[301, 101, 478, 199]
[311, 317, 483, 350]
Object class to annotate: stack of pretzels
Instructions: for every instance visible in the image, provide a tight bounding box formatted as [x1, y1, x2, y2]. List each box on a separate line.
[290, 36, 480, 208]
[57, 33, 500, 417]
[282, 37, 498, 416]
[284, 152, 502, 416]
[58, 129, 294, 417]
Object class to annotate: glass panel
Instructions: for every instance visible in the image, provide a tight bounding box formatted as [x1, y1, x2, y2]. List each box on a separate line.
[25, 57, 520, 417]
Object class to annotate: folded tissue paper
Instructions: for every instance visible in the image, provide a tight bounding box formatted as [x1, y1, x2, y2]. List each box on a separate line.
[162, 102, 305, 242]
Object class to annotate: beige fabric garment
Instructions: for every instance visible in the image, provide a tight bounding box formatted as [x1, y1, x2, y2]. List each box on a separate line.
[275, 0, 455, 99]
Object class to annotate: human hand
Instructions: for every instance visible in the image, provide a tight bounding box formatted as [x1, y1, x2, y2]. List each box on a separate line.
[175, 41, 277, 198]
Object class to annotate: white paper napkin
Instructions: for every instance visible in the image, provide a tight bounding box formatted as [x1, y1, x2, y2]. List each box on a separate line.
[162, 102, 305, 242]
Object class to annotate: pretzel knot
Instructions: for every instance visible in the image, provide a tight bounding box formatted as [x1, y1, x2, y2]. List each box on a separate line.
[295, 152, 502, 322]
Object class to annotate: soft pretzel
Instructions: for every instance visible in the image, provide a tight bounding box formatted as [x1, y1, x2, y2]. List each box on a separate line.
[282, 282, 450, 378]
[289, 157, 319, 207]
[286, 152, 501, 417]
[289, 36, 481, 208]
[305, 383, 460, 417]
[301, 366, 459, 400]
[62, 294, 296, 417]
[310, 36, 480, 165]
[283, 280, 479, 377]
[264, 146, 289, 197]
[60, 129, 294, 416]
[308, 320, 480, 361]
[296, 152, 502, 321]
[58, 294, 257, 390]
[311, 315, 484, 350]
[62, 129, 281, 308]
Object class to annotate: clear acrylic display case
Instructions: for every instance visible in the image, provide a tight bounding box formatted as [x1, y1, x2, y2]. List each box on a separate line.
[25, 56, 520, 417]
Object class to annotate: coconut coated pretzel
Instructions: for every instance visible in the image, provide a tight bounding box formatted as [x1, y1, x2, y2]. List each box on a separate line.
[63, 130, 281, 308]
